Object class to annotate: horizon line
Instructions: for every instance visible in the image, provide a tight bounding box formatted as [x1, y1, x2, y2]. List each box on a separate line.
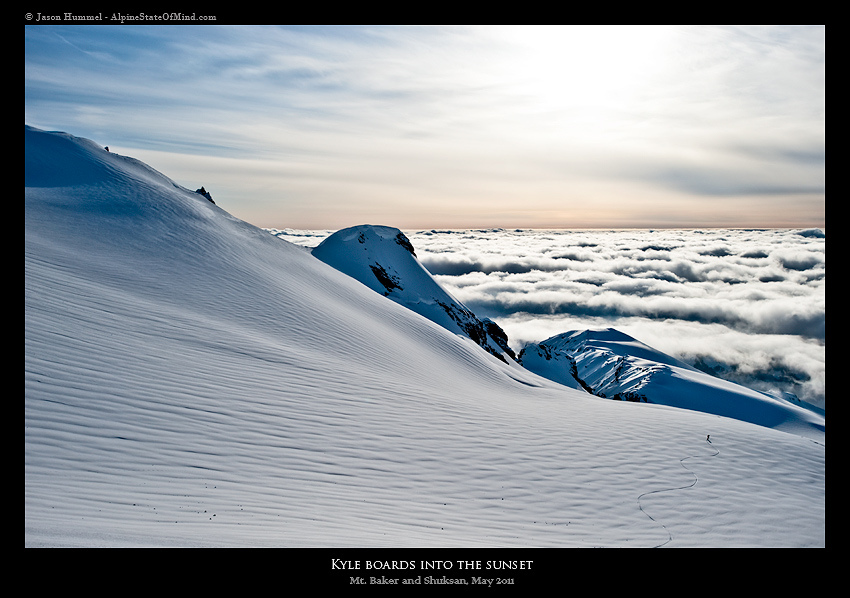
[262, 223, 826, 232]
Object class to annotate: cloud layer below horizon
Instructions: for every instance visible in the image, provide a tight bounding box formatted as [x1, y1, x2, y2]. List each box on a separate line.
[273, 226, 825, 409]
[25, 25, 825, 229]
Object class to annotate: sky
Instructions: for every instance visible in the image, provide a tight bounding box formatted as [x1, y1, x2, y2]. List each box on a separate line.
[25, 24, 825, 230]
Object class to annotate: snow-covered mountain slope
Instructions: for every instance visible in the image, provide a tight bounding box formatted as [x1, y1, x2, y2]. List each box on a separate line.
[25, 126, 824, 547]
[313, 227, 824, 441]
[313, 225, 516, 363]
[519, 329, 825, 440]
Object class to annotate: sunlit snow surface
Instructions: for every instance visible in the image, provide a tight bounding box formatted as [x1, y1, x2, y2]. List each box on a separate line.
[26, 127, 824, 547]
[271, 226, 825, 411]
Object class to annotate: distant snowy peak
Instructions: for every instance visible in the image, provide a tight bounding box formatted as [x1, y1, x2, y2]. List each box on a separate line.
[520, 328, 824, 437]
[312, 224, 516, 363]
[311, 225, 422, 298]
[519, 328, 695, 400]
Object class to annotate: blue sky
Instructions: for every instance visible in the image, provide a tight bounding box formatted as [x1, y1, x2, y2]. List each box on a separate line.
[25, 25, 825, 230]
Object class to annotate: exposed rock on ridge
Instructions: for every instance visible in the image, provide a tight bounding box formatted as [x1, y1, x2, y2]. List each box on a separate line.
[519, 328, 824, 436]
[312, 225, 516, 363]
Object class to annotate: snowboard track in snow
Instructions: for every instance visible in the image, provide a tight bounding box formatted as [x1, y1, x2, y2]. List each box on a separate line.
[637, 437, 720, 548]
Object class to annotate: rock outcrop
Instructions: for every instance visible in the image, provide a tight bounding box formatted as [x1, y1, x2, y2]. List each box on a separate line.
[312, 225, 516, 363]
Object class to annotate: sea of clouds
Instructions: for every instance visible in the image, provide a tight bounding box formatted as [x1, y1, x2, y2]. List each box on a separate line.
[269, 227, 825, 410]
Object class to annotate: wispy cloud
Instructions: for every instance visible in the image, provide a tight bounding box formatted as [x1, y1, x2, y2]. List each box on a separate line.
[25, 25, 825, 229]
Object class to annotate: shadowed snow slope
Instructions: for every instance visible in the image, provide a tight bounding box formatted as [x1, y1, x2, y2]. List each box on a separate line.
[520, 329, 824, 439]
[25, 126, 824, 547]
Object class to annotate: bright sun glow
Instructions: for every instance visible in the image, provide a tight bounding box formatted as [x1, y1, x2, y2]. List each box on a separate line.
[25, 25, 824, 230]
[493, 25, 674, 114]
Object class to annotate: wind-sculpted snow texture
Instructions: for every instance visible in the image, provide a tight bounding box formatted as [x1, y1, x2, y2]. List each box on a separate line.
[270, 226, 826, 411]
[26, 126, 824, 547]
[310, 227, 823, 440]
[519, 329, 824, 440]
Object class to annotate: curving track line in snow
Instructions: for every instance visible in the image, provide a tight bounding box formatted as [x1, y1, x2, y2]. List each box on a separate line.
[637, 437, 720, 548]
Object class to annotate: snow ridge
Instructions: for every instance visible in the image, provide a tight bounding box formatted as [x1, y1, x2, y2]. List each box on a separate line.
[310, 224, 824, 440]
[519, 328, 824, 439]
[313, 225, 516, 363]
[25, 126, 825, 547]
